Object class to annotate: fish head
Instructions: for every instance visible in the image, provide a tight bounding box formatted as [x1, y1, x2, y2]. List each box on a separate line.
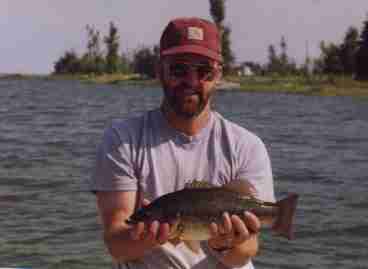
[126, 203, 166, 225]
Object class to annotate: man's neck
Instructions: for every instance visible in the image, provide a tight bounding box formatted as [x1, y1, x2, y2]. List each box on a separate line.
[161, 105, 211, 136]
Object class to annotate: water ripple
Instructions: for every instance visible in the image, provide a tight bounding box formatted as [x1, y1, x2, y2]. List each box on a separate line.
[1, 79, 367, 269]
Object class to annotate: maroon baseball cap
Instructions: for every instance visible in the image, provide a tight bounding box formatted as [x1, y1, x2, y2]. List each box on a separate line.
[160, 17, 222, 62]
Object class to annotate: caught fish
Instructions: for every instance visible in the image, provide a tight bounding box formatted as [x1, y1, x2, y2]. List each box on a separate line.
[127, 180, 298, 245]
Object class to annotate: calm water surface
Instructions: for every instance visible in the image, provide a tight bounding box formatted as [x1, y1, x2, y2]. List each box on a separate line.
[1, 78, 367, 269]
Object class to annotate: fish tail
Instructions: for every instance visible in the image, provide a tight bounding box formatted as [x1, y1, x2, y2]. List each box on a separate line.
[272, 193, 298, 240]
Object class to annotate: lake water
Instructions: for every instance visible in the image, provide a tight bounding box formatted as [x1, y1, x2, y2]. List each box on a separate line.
[1, 78, 367, 269]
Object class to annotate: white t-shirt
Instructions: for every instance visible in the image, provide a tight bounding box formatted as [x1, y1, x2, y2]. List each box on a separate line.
[89, 108, 275, 269]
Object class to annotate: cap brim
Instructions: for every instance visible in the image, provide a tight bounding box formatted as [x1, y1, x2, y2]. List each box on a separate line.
[161, 45, 223, 63]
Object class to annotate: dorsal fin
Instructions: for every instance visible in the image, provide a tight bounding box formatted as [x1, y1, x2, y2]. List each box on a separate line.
[184, 180, 217, 189]
[185, 179, 258, 198]
[222, 179, 258, 198]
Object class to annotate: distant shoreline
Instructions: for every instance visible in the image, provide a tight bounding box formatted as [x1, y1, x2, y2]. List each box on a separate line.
[1, 73, 367, 97]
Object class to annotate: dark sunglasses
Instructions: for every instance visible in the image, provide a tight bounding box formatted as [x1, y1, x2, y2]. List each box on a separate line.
[169, 62, 219, 82]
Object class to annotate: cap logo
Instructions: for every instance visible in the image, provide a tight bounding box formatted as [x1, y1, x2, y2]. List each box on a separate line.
[187, 27, 204, 41]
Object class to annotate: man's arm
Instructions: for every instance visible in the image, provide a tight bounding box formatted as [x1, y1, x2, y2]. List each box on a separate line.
[96, 191, 170, 263]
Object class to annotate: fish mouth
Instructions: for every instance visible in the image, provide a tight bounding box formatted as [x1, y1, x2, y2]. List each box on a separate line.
[125, 219, 136, 225]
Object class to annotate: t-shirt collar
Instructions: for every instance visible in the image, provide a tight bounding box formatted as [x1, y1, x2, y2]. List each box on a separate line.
[156, 108, 214, 145]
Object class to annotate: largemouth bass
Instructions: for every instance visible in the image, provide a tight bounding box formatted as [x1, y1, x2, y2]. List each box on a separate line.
[127, 180, 298, 243]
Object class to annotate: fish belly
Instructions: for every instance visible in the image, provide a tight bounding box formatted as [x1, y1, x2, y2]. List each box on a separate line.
[180, 219, 212, 241]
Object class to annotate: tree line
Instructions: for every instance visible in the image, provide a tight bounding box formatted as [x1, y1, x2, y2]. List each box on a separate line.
[244, 15, 368, 80]
[54, 4, 368, 81]
[54, 1, 232, 78]
[315, 16, 368, 80]
[54, 22, 158, 78]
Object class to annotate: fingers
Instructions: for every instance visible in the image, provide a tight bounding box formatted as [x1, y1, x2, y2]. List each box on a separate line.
[231, 214, 250, 242]
[157, 222, 170, 244]
[209, 212, 237, 249]
[148, 220, 160, 240]
[130, 220, 170, 246]
[231, 211, 261, 240]
[208, 211, 261, 248]
[209, 222, 219, 238]
[221, 212, 233, 235]
[243, 211, 261, 234]
[210, 212, 233, 236]
[130, 221, 145, 240]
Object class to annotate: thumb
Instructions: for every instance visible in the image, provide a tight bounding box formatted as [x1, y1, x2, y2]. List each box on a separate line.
[136, 191, 150, 209]
[142, 198, 151, 207]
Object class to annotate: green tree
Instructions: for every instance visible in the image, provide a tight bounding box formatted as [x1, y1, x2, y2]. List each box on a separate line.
[356, 15, 368, 80]
[280, 36, 288, 67]
[265, 37, 297, 75]
[132, 46, 158, 78]
[209, 0, 234, 74]
[209, 0, 225, 25]
[317, 41, 344, 74]
[266, 44, 280, 74]
[314, 24, 361, 76]
[340, 26, 359, 75]
[120, 52, 132, 74]
[312, 57, 324, 75]
[104, 22, 121, 74]
[82, 24, 105, 74]
[221, 26, 235, 73]
[279, 36, 290, 75]
[53, 50, 81, 74]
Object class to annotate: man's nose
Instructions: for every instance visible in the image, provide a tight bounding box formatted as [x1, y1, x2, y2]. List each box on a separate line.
[185, 68, 200, 87]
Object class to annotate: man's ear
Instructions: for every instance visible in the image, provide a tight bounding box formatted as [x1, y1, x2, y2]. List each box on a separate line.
[215, 65, 223, 83]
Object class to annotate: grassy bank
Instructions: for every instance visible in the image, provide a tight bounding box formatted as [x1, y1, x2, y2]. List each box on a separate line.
[57, 73, 368, 96]
[2, 73, 368, 96]
[48, 73, 158, 86]
[227, 75, 368, 97]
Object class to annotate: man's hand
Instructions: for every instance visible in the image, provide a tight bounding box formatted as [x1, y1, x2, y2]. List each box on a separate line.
[129, 198, 171, 246]
[130, 220, 171, 245]
[208, 211, 261, 253]
[97, 192, 172, 262]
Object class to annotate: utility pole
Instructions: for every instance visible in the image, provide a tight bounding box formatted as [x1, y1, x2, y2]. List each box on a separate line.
[305, 40, 311, 75]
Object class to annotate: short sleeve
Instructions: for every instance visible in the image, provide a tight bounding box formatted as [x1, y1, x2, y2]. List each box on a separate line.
[235, 136, 275, 202]
[88, 124, 138, 193]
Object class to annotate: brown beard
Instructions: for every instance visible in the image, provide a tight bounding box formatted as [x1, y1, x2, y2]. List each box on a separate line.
[162, 81, 211, 119]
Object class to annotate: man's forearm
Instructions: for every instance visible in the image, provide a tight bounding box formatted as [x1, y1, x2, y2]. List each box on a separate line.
[104, 227, 158, 262]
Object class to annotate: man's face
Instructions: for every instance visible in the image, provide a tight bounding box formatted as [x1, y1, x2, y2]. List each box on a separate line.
[160, 54, 222, 119]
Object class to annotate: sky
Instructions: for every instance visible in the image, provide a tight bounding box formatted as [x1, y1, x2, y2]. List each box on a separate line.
[1, 0, 367, 74]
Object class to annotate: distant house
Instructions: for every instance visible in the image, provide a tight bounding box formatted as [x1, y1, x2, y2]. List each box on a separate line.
[241, 65, 254, 76]
[234, 64, 254, 76]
